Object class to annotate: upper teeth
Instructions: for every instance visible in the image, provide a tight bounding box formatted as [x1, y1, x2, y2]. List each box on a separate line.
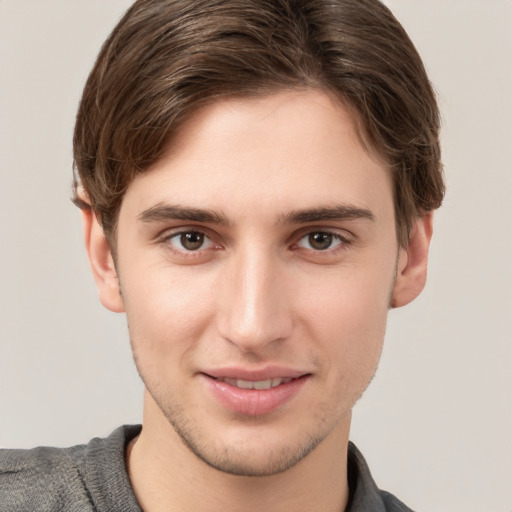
[220, 377, 292, 390]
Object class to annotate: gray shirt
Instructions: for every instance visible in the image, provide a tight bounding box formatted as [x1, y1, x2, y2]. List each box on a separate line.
[0, 425, 414, 511]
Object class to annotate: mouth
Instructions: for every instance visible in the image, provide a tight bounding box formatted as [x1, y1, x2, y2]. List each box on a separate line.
[200, 370, 310, 415]
[214, 377, 294, 390]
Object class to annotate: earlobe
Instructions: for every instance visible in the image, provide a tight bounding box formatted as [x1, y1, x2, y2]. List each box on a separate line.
[81, 205, 125, 313]
[390, 213, 433, 308]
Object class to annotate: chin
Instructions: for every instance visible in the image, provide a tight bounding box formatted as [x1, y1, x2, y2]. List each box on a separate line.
[179, 433, 324, 477]
[154, 394, 326, 477]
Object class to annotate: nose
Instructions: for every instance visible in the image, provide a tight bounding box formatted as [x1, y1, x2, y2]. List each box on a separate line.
[215, 248, 293, 353]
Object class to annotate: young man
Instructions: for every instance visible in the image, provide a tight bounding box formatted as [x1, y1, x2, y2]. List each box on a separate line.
[0, 0, 444, 510]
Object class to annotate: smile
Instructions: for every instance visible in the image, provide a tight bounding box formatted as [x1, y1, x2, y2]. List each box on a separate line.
[202, 373, 309, 415]
[216, 377, 294, 390]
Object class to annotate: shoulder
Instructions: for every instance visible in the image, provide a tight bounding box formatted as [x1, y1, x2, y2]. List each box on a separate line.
[347, 442, 416, 512]
[380, 491, 417, 512]
[0, 425, 142, 512]
[0, 443, 93, 511]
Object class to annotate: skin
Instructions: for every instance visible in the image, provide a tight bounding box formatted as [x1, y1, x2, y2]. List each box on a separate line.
[83, 89, 432, 512]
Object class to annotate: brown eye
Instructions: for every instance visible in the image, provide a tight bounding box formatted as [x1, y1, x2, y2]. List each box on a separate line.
[297, 231, 343, 251]
[308, 232, 333, 250]
[167, 231, 214, 252]
[180, 232, 204, 250]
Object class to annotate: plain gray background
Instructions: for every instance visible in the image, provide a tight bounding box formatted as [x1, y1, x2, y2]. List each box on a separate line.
[1, 1, 511, 511]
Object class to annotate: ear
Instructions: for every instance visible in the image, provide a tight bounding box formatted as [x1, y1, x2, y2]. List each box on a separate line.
[80, 198, 125, 313]
[390, 213, 433, 308]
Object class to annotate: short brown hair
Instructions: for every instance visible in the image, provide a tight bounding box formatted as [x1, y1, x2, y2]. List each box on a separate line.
[73, 0, 444, 248]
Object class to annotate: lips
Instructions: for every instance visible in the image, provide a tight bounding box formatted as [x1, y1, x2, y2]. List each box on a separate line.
[200, 368, 310, 416]
[216, 377, 294, 390]
[203, 366, 307, 381]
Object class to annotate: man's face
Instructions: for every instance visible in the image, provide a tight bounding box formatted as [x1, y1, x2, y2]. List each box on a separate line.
[102, 90, 412, 475]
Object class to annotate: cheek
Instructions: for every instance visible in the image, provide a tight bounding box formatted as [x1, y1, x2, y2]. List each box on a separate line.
[299, 264, 393, 373]
[120, 265, 217, 359]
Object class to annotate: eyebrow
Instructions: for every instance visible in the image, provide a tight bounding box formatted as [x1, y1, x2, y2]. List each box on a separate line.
[138, 204, 230, 225]
[279, 205, 375, 224]
[138, 203, 375, 226]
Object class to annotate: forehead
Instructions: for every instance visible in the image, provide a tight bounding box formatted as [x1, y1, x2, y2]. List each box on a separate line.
[120, 89, 393, 224]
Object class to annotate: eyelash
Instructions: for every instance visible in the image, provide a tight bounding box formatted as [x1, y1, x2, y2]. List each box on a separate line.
[294, 230, 350, 252]
[163, 230, 218, 254]
[159, 227, 352, 256]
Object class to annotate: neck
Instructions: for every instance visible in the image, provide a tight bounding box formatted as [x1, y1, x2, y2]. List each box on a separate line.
[127, 395, 350, 512]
